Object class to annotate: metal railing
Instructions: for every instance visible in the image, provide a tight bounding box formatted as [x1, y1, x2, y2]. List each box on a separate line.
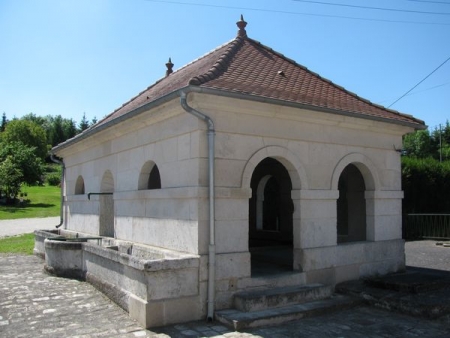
[404, 214, 450, 239]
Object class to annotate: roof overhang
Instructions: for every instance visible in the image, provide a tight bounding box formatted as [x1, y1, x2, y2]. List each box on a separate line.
[187, 86, 427, 131]
[51, 85, 426, 155]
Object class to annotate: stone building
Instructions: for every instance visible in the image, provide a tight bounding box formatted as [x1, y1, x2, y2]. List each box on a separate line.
[49, 17, 425, 327]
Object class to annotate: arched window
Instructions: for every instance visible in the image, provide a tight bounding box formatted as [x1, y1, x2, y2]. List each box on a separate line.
[75, 176, 85, 195]
[138, 161, 161, 190]
[148, 165, 161, 189]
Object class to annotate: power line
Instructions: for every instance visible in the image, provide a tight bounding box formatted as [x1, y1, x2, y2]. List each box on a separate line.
[144, 0, 450, 25]
[293, 0, 450, 15]
[377, 82, 450, 104]
[408, 0, 450, 5]
[388, 56, 450, 108]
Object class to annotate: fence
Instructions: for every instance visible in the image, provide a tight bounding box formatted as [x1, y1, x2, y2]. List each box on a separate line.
[404, 214, 450, 240]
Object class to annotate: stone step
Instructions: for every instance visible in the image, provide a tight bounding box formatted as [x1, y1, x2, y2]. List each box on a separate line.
[233, 284, 333, 312]
[216, 294, 362, 331]
[336, 270, 450, 319]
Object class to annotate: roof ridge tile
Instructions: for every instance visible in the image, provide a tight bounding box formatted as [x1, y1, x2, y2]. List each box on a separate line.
[189, 37, 245, 86]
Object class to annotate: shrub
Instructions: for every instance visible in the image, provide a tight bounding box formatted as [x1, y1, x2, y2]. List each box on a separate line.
[46, 173, 61, 186]
[402, 157, 450, 213]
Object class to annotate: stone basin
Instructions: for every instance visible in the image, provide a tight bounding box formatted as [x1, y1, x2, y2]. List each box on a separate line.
[34, 229, 201, 328]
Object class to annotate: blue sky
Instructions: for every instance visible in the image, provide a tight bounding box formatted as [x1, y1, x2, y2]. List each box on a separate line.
[1, 0, 449, 130]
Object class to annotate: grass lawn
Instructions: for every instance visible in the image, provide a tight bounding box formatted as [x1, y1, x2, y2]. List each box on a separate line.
[0, 185, 61, 220]
[0, 233, 34, 255]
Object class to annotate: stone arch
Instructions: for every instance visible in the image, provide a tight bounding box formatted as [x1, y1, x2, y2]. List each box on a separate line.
[242, 146, 308, 190]
[75, 175, 85, 195]
[332, 154, 379, 244]
[138, 161, 161, 190]
[331, 153, 379, 191]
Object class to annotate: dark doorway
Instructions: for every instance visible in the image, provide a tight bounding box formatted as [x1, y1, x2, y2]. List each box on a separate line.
[337, 164, 366, 243]
[249, 158, 293, 276]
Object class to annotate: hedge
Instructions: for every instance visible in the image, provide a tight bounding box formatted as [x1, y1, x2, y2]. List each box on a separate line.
[402, 157, 450, 214]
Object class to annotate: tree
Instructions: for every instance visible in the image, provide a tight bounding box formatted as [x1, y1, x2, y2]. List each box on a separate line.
[79, 112, 90, 132]
[431, 121, 450, 161]
[0, 112, 7, 132]
[0, 141, 44, 186]
[403, 129, 434, 158]
[2, 119, 49, 160]
[0, 156, 23, 203]
[50, 115, 65, 146]
[63, 118, 77, 141]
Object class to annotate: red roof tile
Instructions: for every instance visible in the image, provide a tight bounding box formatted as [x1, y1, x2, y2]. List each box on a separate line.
[74, 20, 425, 142]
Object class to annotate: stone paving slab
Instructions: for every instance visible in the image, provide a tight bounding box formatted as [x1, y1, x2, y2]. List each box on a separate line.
[1, 253, 450, 337]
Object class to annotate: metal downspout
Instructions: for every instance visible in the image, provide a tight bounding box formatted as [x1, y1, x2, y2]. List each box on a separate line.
[180, 91, 216, 321]
[50, 154, 65, 228]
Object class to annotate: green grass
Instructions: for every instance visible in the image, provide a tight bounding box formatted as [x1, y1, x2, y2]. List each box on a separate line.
[0, 233, 35, 255]
[0, 185, 61, 220]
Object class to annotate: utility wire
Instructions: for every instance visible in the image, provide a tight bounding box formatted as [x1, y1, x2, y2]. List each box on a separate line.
[408, 0, 450, 5]
[388, 56, 450, 108]
[144, 0, 450, 25]
[293, 0, 450, 15]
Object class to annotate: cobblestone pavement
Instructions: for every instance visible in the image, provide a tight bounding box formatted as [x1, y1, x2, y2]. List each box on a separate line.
[1, 250, 450, 338]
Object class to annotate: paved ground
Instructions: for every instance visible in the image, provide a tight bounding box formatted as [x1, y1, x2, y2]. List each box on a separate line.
[1, 218, 450, 337]
[0, 217, 59, 238]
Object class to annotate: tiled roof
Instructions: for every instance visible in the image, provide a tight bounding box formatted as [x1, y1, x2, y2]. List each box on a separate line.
[86, 18, 426, 135]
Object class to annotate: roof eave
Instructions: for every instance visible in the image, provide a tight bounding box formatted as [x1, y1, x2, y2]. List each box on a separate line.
[51, 88, 188, 155]
[51, 84, 425, 155]
[186, 86, 427, 131]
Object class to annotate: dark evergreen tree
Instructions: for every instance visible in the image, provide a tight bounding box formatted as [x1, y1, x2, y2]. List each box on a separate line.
[50, 115, 65, 146]
[79, 112, 90, 132]
[63, 118, 77, 141]
[0, 112, 7, 132]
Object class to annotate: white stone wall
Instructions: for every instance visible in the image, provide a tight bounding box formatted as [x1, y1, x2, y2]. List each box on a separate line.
[189, 92, 412, 290]
[57, 91, 415, 312]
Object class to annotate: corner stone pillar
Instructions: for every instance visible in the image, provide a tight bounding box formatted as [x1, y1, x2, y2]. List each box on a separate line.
[365, 190, 404, 241]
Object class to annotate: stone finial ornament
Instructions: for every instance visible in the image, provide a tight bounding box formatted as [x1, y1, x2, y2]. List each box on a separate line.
[166, 57, 174, 76]
[236, 14, 247, 37]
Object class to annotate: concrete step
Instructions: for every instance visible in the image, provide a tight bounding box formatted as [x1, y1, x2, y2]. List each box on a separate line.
[364, 268, 450, 294]
[216, 294, 362, 331]
[336, 268, 450, 319]
[234, 284, 333, 312]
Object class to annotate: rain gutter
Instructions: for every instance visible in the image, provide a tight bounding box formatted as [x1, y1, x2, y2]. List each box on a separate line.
[50, 154, 65, 228]
[180, 91, 216, 321]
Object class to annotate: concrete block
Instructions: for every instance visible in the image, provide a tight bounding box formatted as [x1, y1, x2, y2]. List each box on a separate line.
[162, 296, 202, 325]
[215, 198, 248, 221]
[215, 220, 248, 253]
[215, 252, 251, 280]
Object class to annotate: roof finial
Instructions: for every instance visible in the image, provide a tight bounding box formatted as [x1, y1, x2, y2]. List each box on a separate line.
[165, 57, 174, 76]
[236, 14, 247, 37]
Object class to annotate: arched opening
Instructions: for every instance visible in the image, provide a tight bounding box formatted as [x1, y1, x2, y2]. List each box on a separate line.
[75, 175, 85, 195]
[148, 165, 161, 189]
[249, 158, 293, 276]
[99, 170, 115, 237]
[138, 161, 161, 190]
[337, 164, 366, 243]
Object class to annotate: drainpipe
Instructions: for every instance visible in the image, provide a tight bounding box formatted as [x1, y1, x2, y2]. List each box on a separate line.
[50, 154, 65, 229]
[180, 91, 216, 321]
